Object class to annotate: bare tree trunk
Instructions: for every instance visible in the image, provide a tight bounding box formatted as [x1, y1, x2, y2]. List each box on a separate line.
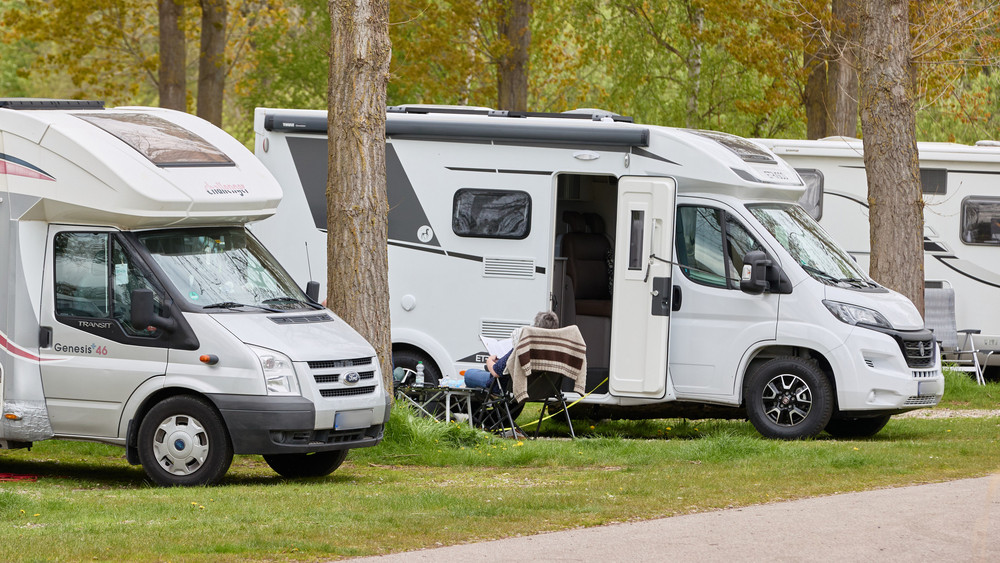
[858, 0, 924, 314]
[158, 0, 186, 111]
[327, 0, 393, 388]
[497, 0, 532, 111]
[826, 0, 859, 137]
[197, 0, 226, 126]
[684, 4, 703, 129]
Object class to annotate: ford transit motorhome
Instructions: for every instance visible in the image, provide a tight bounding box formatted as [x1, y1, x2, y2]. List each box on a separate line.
[755, 137, 1000, 371]
[254, 106, 942, 439]
[0, 99, 389, 486]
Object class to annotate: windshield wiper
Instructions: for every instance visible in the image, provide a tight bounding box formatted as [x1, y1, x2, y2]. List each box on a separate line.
[261, 296, 323, 310]
[801, 265, 874, 288]
[202, 301, 282, 313]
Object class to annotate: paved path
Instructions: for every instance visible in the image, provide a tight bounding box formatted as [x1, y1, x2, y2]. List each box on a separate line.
[351, 474, 1000, 562]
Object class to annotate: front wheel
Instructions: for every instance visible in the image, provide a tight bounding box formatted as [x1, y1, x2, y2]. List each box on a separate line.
[824, 414, 892, 438]
[745, 357, 833, 440]
[263, 450, 348, 478]
[138, 396, 233, 487]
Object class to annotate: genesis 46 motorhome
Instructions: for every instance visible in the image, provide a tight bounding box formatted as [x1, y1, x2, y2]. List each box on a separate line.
[0, 99, 389, 486]
[254, 106, 943, 439]
[755, 137, 1000, 372]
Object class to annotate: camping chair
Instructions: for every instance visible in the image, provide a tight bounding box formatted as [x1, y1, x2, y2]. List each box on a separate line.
[521, 371, 577, 439]
[509, 325, 588, 438]
[924, 283, 986, 385]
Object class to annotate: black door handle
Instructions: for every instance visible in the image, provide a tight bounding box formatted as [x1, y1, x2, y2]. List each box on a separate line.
[672, 286, 682, 312]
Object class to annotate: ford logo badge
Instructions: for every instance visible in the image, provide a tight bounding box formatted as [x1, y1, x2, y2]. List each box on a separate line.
[343, 371, 361, 384]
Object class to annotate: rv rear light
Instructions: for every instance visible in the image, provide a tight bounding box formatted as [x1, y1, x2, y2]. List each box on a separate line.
[200, 354, 219, 365]
[4, 414, 20, 420]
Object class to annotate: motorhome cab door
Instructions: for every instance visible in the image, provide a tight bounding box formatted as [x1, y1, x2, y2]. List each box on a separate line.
[39, 226, 169, 438]
[609, 177, 676, 398]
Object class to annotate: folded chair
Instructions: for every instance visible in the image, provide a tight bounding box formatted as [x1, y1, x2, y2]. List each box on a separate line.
[924, 283, 986, 385]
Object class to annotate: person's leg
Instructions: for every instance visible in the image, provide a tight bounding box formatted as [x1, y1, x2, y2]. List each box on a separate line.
[463, 368, 493, 389]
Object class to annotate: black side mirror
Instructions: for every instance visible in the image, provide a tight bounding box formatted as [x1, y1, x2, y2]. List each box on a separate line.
[740, 251, 771, 294]
[131, 288, 176, 332]
[305, 281, 320, 303]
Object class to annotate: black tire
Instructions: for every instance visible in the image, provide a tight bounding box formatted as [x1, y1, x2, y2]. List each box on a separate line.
[392, 349, 441, 387]
[263, 450, 348, 478]
[824, 414, 892, 438]
[138, 395, 233, 487]
[744, 356, 833, 440]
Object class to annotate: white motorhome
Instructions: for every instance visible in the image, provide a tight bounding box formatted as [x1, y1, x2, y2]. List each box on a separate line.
[755, 137, 1000, 371]
[0, 99, 389, 486]
[254, 106, 943, 439]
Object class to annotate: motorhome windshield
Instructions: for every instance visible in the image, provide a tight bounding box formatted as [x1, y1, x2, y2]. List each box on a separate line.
[747, 204, 878, 289]
[137, 227, 313, 311]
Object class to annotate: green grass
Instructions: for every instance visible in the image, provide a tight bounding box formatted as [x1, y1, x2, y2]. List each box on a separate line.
[1, 399, 998, 561]
[939, 368, 1000, 408]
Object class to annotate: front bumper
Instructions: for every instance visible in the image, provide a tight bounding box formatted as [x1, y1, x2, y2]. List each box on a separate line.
[208, 394, 386, 455]
[835, 326, 944, 413]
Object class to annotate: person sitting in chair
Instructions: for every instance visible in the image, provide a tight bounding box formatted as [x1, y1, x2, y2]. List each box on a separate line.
[464, 311, 560, 391]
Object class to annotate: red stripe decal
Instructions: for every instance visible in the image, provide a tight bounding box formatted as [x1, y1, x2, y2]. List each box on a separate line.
[0, 160, 55, 181]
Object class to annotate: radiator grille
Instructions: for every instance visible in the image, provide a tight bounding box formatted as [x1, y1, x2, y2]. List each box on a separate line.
[480, 320, 529, 339]
[903, 395, 940, 406]
[309, 358, 372, 370]
[314, 370, 376, 384]
[483, 257, 535, 279]
[901, 338, 936, 368]
[912, 369, 939, 379]
[321, 385, 377, 398]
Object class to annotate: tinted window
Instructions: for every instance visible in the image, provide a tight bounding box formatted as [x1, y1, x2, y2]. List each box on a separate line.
[795, 168, 824, 220]
[961, 197, 1000, 245]
[76, 113, 233, 167]
[452, 189, 531, 239]
[675, 206, 727, 288]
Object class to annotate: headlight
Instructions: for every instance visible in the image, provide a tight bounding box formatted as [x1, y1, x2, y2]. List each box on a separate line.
[822, 300, 892, 329]
[249, 345, 301, 396]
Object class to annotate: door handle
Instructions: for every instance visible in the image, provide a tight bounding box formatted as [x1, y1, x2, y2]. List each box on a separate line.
[39, 326, 53, 348]
[672, 286, 682, 312]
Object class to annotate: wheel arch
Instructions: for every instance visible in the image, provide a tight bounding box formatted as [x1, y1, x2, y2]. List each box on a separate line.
[740, 344, 837, 409]
[124, 387, 231, 466]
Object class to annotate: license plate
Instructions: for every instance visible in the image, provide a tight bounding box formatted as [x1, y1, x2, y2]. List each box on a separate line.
[335, 409, 373, 430]
[917, 381, 935, 397]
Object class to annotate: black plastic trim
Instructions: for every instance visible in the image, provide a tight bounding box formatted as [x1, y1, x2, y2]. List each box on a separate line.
[0, 98, 105, 110]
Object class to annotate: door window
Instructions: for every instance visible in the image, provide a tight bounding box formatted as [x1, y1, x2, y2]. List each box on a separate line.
[54, 232, 161, 336]
[675, 206, 765, 290]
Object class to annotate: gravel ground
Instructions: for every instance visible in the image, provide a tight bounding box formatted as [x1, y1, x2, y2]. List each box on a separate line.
[897, 408, 1000, 419]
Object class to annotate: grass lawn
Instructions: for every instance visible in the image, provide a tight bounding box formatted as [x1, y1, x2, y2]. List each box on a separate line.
[0, 371, 997, 561]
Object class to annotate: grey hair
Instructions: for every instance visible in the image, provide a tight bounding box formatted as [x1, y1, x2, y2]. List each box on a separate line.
[533, 310, 559, 329]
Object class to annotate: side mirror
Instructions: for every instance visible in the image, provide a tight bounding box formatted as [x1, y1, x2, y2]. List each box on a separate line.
[131, 288, 176, 332]
[740, 251, 771, 294]
[305, 281, 320, 303]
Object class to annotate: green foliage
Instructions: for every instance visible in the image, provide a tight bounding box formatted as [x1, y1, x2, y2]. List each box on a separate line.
[940, 367, 1000, 408]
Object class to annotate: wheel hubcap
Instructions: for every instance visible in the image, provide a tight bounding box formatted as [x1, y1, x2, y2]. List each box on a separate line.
[761, 373, 812, 427]
[152, 414, 210, 476]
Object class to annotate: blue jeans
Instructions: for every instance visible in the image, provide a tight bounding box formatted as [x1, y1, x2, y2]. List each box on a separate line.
[464, 368, 508, 393]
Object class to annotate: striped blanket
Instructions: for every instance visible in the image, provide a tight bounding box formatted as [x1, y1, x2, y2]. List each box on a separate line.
[508, 325, 587, 402]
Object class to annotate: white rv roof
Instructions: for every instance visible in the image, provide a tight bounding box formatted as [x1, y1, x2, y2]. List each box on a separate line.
[1, 102, 282, 229]
[258, 107, 805, 203]
[758, 137, 1000, 165]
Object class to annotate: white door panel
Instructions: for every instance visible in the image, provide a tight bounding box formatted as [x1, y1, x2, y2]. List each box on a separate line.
[609, 177, 676, 398]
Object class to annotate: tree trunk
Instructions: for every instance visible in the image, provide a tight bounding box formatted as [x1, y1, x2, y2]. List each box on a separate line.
[825, 0, 859, 137]
[684, 5, 703, 129]
[158, 0, 186, 111]
[197, 0, 226, 126]
[497, 0, 532, 111]
[327, 0, 393, 389]
[858, 0, 924, 314]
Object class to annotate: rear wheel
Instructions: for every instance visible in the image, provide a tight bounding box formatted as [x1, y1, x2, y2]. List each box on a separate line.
[745, 357, 833, 440]
[824, 414, 891, 438]
[263, 450, 348, 478]
[138, 396, 233, 487]
[392, 349, 441, 387]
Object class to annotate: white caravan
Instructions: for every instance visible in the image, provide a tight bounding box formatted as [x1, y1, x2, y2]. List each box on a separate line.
[254, 106, 943, 439]
[0, 99, 389, 486]
[755, 137, 1000, 370]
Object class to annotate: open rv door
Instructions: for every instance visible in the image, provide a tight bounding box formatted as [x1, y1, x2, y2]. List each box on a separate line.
[609, 176, 676, 398]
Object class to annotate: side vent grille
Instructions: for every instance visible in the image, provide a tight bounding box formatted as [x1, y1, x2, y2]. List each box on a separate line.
[270, 314, 334, 325]
[480, 320, 529, 339]
[483, 257, 535, 279]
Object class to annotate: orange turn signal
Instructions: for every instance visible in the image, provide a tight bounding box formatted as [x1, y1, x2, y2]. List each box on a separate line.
[4, 413, 20, 420]
[200, 354, 219, 365]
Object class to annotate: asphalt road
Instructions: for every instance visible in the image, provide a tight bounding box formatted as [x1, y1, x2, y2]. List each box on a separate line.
[350, 474, 1000, 562]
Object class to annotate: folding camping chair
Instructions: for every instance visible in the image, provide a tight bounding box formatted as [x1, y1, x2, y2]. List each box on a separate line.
[924, 283, 988, 385]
